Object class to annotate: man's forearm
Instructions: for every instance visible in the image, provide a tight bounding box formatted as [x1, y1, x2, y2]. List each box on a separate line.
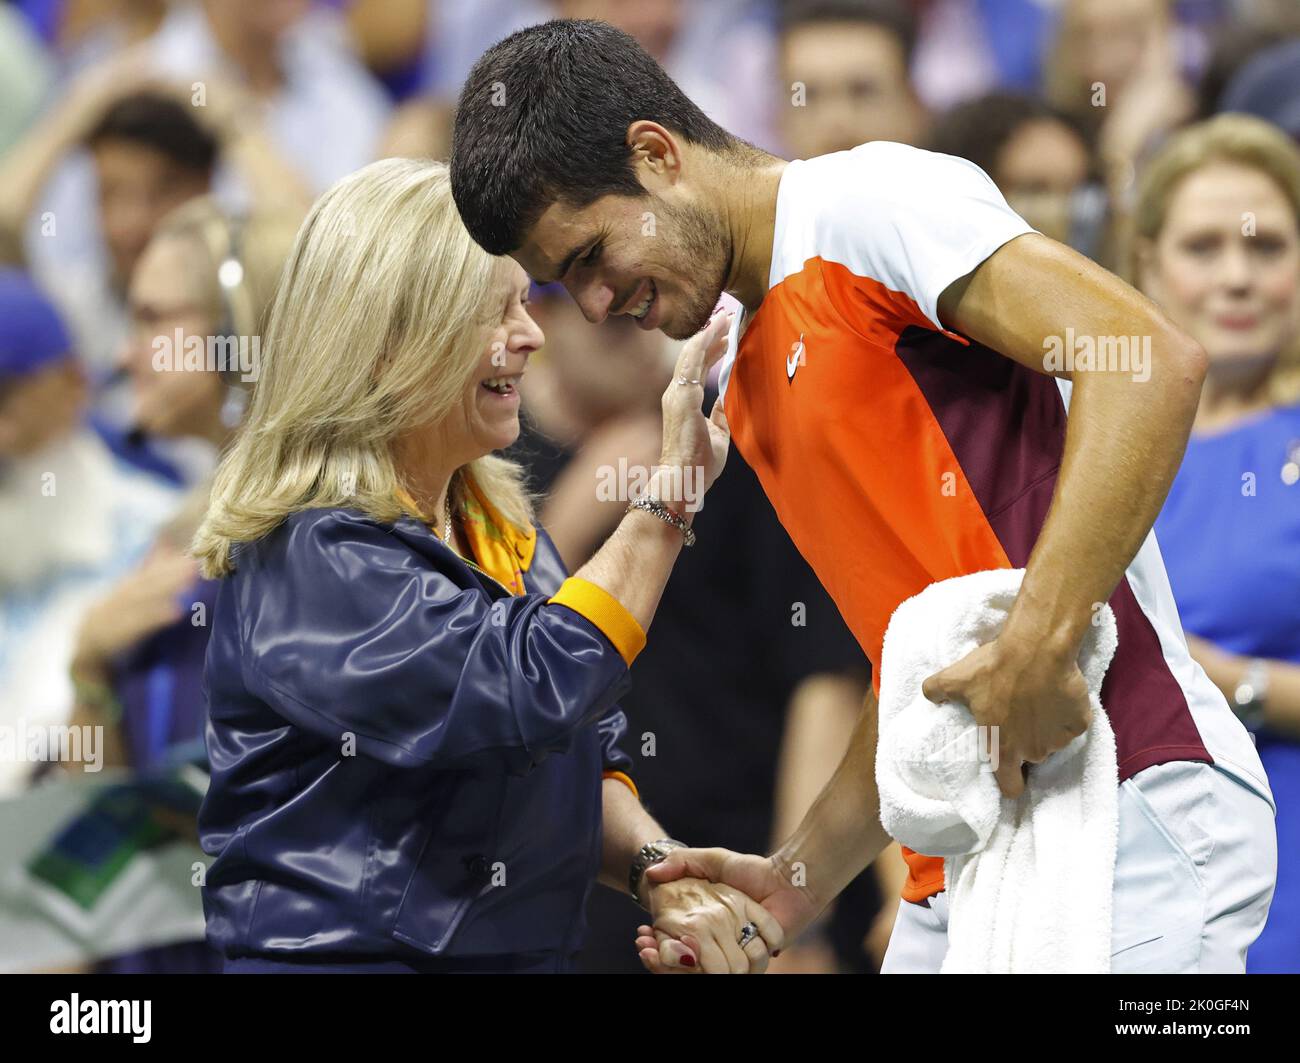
[599, 777, 668, 904]
[771, 688, 892, 913]
[942, 236, 1208, 660]
[1006, 335, 1205, 656]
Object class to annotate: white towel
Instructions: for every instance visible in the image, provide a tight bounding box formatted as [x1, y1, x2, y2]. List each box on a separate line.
[875, 568, 1120, 973]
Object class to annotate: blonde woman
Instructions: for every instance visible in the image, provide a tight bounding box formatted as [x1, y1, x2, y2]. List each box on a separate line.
[1133, 115, 1300, 973]
[191, 158, 780, 973]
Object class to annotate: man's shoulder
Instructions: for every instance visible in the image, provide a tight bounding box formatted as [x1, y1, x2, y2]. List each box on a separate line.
[773, 143, 973, 282]
[771, 142, 1031, 328]
[794, 141, 987, 210]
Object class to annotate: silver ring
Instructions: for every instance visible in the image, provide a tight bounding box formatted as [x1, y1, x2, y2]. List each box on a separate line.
[737, 922, 759, 948]
[676, 376, 702, 386]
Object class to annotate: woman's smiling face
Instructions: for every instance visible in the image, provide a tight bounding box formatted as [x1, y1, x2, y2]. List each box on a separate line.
[448, 261, 544, 460]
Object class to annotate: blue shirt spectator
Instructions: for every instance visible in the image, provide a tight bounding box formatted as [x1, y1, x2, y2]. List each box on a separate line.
[1155, 403, 1300, 973]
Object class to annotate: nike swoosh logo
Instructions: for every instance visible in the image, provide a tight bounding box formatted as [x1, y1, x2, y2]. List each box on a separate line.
[786, 334, 805, 382]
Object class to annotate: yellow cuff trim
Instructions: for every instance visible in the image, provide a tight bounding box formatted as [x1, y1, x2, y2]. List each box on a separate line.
[603, 771, 639, 800]
[548, 577, 646, 666]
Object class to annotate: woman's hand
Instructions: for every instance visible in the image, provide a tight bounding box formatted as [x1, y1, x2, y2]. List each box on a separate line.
[657, 309, 733, 505]
[639, 872, 785, 974]
[638, 848, 819, 975]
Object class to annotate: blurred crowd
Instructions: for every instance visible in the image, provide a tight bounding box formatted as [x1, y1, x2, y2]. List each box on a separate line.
[1, 0, 1298, 974]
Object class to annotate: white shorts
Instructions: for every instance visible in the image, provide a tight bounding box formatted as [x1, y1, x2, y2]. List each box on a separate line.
[880, 760, 1278, 974]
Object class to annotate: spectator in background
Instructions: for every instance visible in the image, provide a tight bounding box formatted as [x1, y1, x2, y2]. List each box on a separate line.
[384, 0, 780, 161]
[17, 0, 167, 61]
[0, 270, 179, 797]
[63, 196, 299, 973]
[556, 0, 779, 150]
[1217, 38, 1300, 143]
[909, 0, 1053, 111]
[929, 93, 1102, 257]
[1195, 20, 1290, 122]
[5, 0, 381, 373]
[1045, 0, 1195, 207]
[0, 52, 311, 429]
[143, 0, 390, 191]
[510, 290, 878, 974]
[103, 197, 302, 482]
[1131, 114, 1300, 973]
[343, 0, 429, 101]
[0, 77, 218, 375]
[775, 0, 928, 159]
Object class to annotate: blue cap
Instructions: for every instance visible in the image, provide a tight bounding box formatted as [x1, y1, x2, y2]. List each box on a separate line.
[0, 268, 75, 380]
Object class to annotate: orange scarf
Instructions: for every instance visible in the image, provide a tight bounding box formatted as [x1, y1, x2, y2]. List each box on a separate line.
[394, 472, 536, 595]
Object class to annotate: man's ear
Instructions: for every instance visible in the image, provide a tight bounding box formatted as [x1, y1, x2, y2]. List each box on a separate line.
[626, 121, 682, 187]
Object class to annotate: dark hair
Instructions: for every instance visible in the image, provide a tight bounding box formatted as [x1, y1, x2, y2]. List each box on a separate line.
[85, 91, 219, 176]
[778, 0, 918, 65]
[928, 92, 1091, 181]
[450, 18, 740, 256]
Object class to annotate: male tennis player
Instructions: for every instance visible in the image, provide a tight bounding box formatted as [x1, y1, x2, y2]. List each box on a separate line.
[449, 19, 1276, 973]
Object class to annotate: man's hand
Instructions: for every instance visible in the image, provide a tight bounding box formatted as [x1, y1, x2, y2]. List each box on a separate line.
[639, 873, 784, 974]
[921, 624, 1091, 798]
[636, 848, 820, 973]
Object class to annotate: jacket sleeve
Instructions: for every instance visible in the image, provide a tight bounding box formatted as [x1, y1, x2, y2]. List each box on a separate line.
[236, 511, 645, 774]
[597, 706, 635, 777]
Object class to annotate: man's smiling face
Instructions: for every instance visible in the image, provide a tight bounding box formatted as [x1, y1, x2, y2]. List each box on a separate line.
[513, 189, 730, 341]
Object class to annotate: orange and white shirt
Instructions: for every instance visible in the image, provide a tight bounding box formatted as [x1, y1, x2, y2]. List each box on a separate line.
[718, 142, 1274, 903]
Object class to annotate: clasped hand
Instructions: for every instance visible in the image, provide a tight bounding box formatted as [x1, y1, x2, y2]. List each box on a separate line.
[636, 848, 820, 974]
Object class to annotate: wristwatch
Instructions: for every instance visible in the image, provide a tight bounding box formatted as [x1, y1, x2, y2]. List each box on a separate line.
[1232, 658, 1270, 730]
[628, 838, 687, 905]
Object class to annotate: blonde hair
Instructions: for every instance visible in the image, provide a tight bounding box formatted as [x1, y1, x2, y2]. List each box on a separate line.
[1130, 114, 1300, 403]
[192, 158, 533, 578]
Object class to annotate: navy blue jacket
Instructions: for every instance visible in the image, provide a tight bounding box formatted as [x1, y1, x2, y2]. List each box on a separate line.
[198, 506, 636, 960]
